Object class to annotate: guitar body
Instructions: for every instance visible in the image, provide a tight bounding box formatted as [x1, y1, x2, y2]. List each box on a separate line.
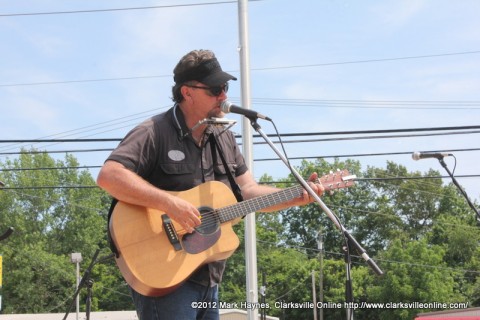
[109, 181, 241, 297]
[109, 170, 355, 297]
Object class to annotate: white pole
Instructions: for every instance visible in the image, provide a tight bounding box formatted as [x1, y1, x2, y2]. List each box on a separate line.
[237, 1, 258, 319]
[76, 261, 80, 320]
[70, 253, 82, 320]
[318, 232, 324, 320]
[312, 271, 318, 320]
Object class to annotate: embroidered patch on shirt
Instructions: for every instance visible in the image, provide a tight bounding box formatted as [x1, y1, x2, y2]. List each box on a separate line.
[168, 150, 186, 161]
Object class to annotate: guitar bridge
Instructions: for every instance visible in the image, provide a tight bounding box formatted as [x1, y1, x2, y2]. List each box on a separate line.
[162, 215, 182, 251]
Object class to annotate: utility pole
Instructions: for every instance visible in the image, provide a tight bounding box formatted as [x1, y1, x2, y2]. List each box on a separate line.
[312, 270, 318, 320]
[237, 0, 258, 319]
[260, 270, 266, 320]
[70, 253, 82, 320]
[318, 231, 324, 320]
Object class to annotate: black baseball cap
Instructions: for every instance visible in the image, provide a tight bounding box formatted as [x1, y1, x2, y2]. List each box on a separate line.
[174, 58, 237, 86]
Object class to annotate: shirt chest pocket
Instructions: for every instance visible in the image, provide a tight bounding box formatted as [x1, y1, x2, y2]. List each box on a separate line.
[160, 162, 196, 175]
[156, 162, 197, 190]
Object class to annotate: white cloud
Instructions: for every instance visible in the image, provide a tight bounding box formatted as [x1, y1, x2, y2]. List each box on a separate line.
[2, 94, 58, 137]
[371, 0, 428, 27]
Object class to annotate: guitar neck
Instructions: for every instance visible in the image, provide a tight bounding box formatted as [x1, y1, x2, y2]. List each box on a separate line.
[216, 170, 355, 223]
[218, 184, 303, 223]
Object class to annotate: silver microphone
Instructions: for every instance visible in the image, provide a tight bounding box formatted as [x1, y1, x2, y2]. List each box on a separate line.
[200, 117, 237, 127]
[220, 100, 271, 121]
[412, 151, 453, 160]
[189, 117, 237, 137]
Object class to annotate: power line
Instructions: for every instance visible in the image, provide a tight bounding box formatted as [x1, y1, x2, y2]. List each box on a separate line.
[2, 175, 480, 190]
[0, 106, 170, 153]
[1, 103, 477, 156]
[0, 127, 478, 157]
[0, 75, 170, 87]
[257, 98, 480, 106]
[0, 138, 478, 157]
[0, 139, 120, 143]
[1, 124, 479, 143]
[0, 1, 252, 17]
[256, 148, 480, 162]
[2, 50, 479, 87]
[1, 147, 479, 164]
[0, 166, 102, 172]
[255, 98, 480, 110]
[253, 50, 480, 71]
[0, 149, 112, 156]
[257, 125, 480, 137]
[252, 130, 480, 145]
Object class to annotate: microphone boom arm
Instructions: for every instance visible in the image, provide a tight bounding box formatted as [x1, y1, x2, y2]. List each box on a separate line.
[247, 119, 384, 276]
[438, 158, 480, 220]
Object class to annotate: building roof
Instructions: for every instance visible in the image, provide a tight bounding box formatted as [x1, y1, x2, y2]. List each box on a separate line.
[0, 309, 279, 320]
[0, 311, 138, 320]
[415, 307, 480, 319]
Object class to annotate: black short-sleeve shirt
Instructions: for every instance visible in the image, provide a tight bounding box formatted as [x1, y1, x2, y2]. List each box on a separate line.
[106, 105, 248, 285]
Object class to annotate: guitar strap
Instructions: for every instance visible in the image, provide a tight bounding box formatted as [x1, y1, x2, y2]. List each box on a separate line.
[208, 133, 244, 203]
[107, 198, 119, 257]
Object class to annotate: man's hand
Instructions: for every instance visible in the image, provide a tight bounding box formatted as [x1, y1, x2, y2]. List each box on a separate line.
[301, 172, 324, 204]
[166, 197, 202, 233]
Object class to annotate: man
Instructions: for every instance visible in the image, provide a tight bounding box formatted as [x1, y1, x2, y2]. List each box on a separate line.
[96, 49, 324, 320]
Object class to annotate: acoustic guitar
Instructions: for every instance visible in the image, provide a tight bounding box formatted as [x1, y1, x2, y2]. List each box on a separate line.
[109, 170, 355, 296]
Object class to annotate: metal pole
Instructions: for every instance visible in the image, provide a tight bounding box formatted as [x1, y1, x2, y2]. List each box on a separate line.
[260, 270, 266, 320]
[70, 253, 82, 320]
[76, 261, 80, 320]
[237, 1, 258, 319]
[318, 232, 324, 320]
[312, 271, 318, 320]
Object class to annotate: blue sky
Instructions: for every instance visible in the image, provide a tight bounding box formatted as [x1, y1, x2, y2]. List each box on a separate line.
[1, 0, 480, 204]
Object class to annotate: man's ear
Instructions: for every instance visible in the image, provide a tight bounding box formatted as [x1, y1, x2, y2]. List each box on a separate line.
[181, 85, 192, 100]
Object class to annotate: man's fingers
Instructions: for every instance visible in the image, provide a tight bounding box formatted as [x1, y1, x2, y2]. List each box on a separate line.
[184, 212, 202, 233]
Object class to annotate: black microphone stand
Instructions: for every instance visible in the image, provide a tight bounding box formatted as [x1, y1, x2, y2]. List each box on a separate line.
[245, 116, 383, 320]
[438, 157, 480, 220]
[62, 249, 115, 320]
[0, 227, 13, 242]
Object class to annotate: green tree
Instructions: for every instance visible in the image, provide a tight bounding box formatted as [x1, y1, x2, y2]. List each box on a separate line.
[1, 153, 478, 317]
[365, 162, 445, 241]
[367, 239, 464, 320]
[0, 150, 131, 313]
[274, 158, 368, 259]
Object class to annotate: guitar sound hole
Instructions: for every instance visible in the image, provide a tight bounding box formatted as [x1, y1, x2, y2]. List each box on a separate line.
[195, 206, 220, 235]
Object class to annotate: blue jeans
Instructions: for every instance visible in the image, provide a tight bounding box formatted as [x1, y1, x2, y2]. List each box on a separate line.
[131, 281, 219, 320]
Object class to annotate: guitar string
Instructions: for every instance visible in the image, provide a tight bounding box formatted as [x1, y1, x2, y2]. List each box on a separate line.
[188, 182, 348, 233]
[173, 187, 303, 234]
[195, 186, 303, 231]
[175, 174, 351, 234]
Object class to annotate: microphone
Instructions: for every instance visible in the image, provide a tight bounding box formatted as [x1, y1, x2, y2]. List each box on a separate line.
[200, 117, 237, 127]
[185, 118, 237, 140]
[220, 100, 271, 121]
[412, 151, 453, 161]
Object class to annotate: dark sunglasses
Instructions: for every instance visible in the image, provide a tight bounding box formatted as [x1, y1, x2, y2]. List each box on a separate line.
[185, 83, 229, 97]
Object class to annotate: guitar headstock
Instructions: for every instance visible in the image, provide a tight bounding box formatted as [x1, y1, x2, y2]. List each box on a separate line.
[319, 169, 356, 194]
